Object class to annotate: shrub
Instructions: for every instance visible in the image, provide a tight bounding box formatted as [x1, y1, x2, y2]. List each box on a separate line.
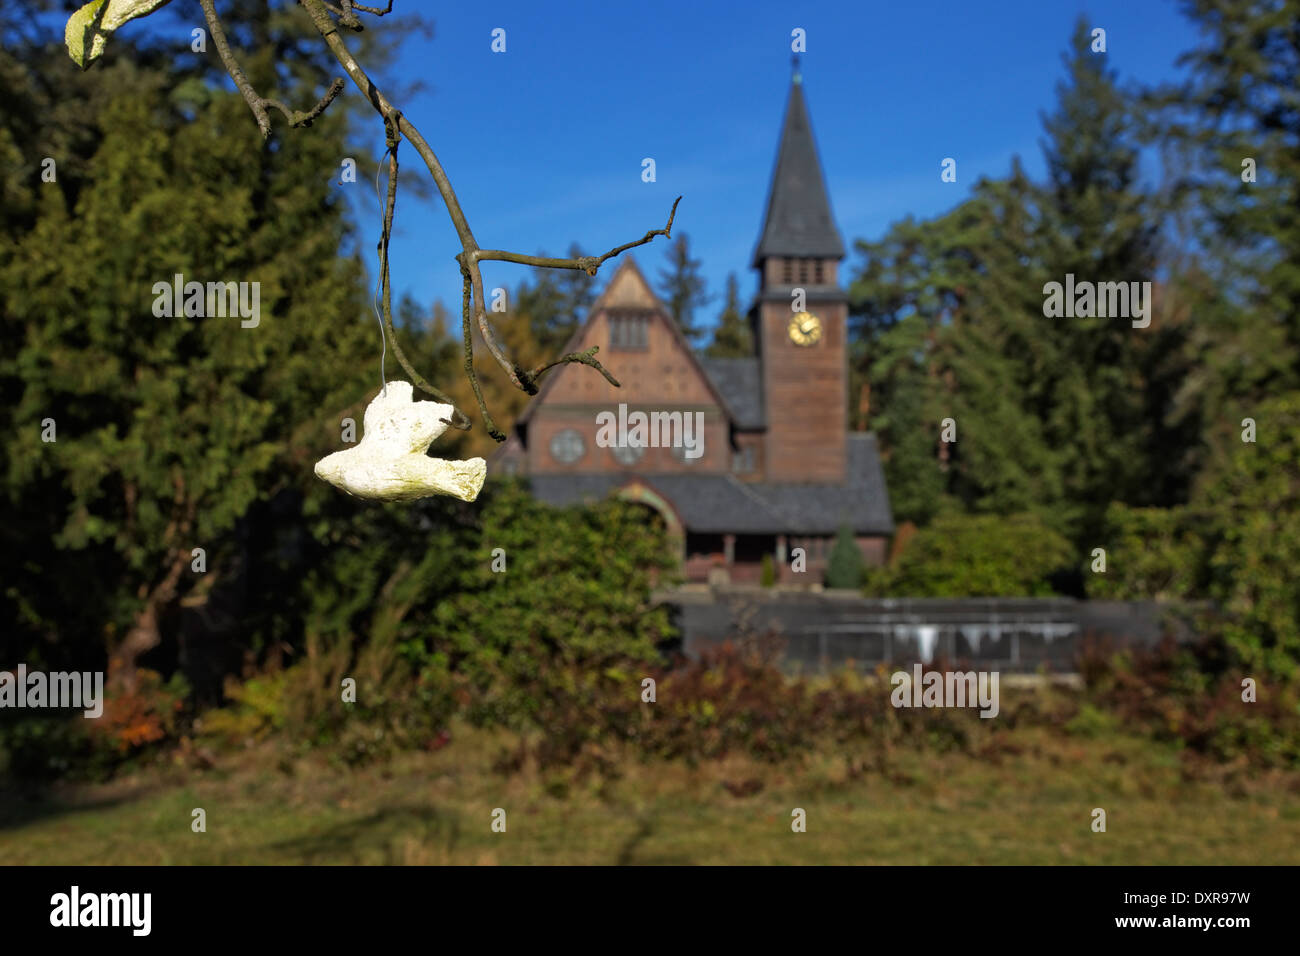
[867, 512, 1072, 596]
[427, 482, 679, 724]
[1077, 636, 1300, 769]
[825, 524, 864, 589]
[0, 665, 189, 781]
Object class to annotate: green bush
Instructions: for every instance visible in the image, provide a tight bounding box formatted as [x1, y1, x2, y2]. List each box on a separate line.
[425, 481, 679, 727]
[1078, 637, 1300, 768]
[1090, 503, 1208, 601]
[825, 524, 865, 589]
[1092, 392, 1300, 680]
[867, 512, 1073, 597]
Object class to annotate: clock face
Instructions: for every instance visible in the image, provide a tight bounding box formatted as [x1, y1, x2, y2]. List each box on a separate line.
[788, 311, 822, 346]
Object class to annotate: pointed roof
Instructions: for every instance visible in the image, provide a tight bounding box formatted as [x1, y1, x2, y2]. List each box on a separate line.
[514, 257, 741, 427]
[752, 70, 845, 267]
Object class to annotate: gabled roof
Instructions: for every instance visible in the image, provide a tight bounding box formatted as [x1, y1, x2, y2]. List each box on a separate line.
[515, 257, 744, 428]
[752, 76, 845, 267]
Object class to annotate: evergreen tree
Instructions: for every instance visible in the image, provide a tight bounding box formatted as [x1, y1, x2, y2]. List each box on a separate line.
[514, 241, 597, 355]
[656, 232, 711, 342]
[848, 19, 1173, 550]
[0, 8, 377, 685]
[825, 524, 865, 589]
[1034, 17, 1166, 544]
[1148, 0, 1300, 481]
[705, 272, 752, 357]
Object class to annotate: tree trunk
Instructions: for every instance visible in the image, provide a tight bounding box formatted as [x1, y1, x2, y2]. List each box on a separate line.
[112, 605, 161, 693]
[111, 552, 187, 693]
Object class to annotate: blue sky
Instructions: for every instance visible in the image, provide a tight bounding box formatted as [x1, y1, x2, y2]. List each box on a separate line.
[356, 0, 1202, 333]
[53, 1, 1205, 330]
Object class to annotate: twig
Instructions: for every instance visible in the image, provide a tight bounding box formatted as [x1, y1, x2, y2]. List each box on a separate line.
[376, 124, 472, 430]
[321, 0, 394, 30]
[462, 274, 504, 440]
[200, 0, 345, 139]
[474, 196, 681, 275]
[286, 0, 681, 440]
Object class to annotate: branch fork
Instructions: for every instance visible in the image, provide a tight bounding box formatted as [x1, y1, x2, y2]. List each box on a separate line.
[207, 0, 682, 442]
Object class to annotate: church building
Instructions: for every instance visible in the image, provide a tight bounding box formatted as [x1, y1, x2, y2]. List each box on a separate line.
[493, 68, 894, 585]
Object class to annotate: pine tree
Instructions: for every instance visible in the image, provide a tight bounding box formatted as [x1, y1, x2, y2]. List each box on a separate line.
[657, 232, 711, 342]
[1034, 17, 1165, 544]
[825, 524, 865, 589]
[705, 273, 752, 357]
[514, 242, 596, 354]
[1149, 0, 1300, 481]
[0, 9, 377, 685]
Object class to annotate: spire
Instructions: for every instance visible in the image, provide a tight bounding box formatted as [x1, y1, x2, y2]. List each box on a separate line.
[752, 70, 844, 268]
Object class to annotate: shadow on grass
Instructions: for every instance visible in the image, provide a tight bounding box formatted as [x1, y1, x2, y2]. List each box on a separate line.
[0, 783, 150, 834]
[262, 804, 463, 864]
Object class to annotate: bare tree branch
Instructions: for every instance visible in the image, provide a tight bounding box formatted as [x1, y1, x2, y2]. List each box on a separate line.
[376, 125, 472, 431]
[200, 0, 344, 138]
[204, 0, 681, 441]
[474, 196, 681, 275]
[326, 0, 395, 30]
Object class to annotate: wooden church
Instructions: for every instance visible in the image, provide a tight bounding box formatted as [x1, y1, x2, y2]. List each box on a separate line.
[493, 68, 894, 585]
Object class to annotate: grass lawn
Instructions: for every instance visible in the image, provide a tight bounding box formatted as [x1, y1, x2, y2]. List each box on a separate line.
[2, 723, 1296, 864]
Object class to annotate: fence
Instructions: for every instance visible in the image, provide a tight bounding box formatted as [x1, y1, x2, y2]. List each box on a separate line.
[670, 593, 1183, 674]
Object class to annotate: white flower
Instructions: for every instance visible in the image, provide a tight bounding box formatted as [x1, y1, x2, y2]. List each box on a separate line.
[315, 381, 487, 502]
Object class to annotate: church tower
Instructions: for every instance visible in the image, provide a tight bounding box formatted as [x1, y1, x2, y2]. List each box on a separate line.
[751, 60, 848, 483]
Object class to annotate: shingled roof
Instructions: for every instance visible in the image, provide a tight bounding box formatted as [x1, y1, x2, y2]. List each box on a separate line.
[751, 74, 845, 267]
[697, 356, 764, 429]
[528, 434, 892, 535]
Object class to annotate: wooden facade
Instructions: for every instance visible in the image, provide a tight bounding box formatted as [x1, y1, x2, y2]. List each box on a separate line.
[496, 70, 894, 586]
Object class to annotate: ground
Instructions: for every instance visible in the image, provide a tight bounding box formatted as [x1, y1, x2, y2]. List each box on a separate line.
[2, 724, 1295, 864]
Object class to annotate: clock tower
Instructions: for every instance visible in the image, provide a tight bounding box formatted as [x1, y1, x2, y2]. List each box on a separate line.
[751, 61, 848, 483]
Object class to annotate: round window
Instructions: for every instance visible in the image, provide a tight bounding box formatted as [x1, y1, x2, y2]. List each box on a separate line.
[611, 443, 644, 466]
[549, 428, 585, 465]
[671, 442, 701, 465]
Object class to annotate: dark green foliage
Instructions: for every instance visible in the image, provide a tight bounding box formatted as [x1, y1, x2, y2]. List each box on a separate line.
[868, 514, 1073, 598]
[1094, 393, 1300, 679]
[656, 232, 711, 343]
[428, 481, 680, 725]
[514, 242, 598, 354]
[705, 273, 752, 357]
[0, 7, 376, 674]
[1090, 503, 1208, 602]
[825, 524, 864, 589]
[850, 20, 1171, 545]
